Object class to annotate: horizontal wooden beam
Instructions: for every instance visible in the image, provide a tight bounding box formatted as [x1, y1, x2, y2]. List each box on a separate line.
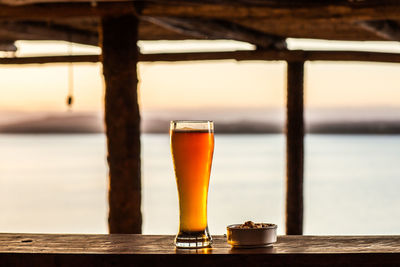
[140, 2, 400, 21]
[0, 54, 99, 64]
[0, 2, 137, 19]
[3, 50, 400, 65]
[0, 0, 130, 6]
[144, 17, 286, 49]
[140, 50, 400, 63]
[1, 1, 400, 20]
[0, 21, 98, 45]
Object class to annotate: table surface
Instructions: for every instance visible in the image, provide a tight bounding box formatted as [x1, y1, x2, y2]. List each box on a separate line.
[1, 234, 400, 266]
[1, 234, 400, 254]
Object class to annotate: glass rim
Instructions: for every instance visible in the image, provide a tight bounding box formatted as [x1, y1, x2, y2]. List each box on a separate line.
[170, 120, 213, 124]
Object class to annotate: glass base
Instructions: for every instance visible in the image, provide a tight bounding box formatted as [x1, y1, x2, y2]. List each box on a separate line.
[175, 228, 212, 249]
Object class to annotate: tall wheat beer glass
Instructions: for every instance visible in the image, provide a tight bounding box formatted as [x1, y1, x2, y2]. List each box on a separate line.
[170, 120, 214, 248]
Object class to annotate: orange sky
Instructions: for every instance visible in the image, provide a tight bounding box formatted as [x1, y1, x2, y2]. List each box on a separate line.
[1, 40, 400, 113]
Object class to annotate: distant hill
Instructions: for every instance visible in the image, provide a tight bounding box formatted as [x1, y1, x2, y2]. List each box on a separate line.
[0, 113, 103, 134]
[143, 118, 400, 134]
[142, 118, 282, 134]
[1, 109, 400, 134]
[141, 108, 400, 134]
[307, 121, 400, 134]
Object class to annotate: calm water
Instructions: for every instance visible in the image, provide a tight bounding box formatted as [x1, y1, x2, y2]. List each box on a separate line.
[0, 134, 399, 235]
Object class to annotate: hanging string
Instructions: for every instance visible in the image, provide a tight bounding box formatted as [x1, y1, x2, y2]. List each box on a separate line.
[66, 40, 74, 110]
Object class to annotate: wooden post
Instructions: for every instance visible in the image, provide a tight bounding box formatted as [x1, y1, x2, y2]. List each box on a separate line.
[285, 61, 304, 235]
[101, 15, 142, 234]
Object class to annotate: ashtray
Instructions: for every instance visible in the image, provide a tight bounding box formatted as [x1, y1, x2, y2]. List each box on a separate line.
[227, 221, 277, 248]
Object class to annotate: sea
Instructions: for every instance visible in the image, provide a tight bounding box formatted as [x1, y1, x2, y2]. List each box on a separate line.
[1, 133, 400, 235]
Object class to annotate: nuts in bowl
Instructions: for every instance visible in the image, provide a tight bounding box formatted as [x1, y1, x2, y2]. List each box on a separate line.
[236, 221, 275, 229]
[227, 221, 277, 248]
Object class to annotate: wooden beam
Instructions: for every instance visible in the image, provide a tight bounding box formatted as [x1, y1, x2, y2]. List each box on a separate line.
[285, 60, 304, 235]
[1, 1, 400, 20]
[357, 20, 400, 41]
[3, 234, 400, 267]
[0, 21, 98, 46]
[101, 15, 142, 234]
[140, 1, 400, 20]
[0, 0, 131, 6]
[144, 17, 286, 49]
[3, 50, 400, 65]
[0, 2, 137, 19]
[0, 55, 98, 64]
[138, 50, 400, 63]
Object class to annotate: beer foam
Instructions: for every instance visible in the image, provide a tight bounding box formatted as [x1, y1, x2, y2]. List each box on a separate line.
[180, 127, 196, 131]
[173, 127, 211, 133]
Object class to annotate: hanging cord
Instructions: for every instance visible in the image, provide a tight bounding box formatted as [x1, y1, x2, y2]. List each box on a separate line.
[66, 40, 74, 110]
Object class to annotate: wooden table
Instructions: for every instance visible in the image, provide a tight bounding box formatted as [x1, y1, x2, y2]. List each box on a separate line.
[1, 234, 400, 266]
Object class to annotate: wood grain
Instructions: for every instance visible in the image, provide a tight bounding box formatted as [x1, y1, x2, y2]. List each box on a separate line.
[140, 1, 400, 21]
[2, 234, 400, 254]
[1, 234, 400, 266]
[0, 2, 138, 19]
[2, 1, 400, 45]
[0, 1, 399, 21]
[0, 20, 98, 46]
[0, 0, 130, 6]
[1, 1, 400, 46]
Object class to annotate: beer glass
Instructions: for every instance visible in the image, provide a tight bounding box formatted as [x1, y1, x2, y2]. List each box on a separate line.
[170, 120, 214, 248]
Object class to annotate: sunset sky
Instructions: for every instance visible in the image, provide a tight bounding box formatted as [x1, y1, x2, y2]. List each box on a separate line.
[1, 39, 400, 114]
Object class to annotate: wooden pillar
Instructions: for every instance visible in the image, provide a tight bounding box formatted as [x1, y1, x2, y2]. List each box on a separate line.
[101, 15, 142, 234]
[285, 61, 304, 235]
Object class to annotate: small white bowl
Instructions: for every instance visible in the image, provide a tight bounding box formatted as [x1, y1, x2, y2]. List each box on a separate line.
[226, 223, 277, 248]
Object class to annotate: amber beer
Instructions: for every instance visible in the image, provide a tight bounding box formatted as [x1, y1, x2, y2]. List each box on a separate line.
[170, 121, 214, 248]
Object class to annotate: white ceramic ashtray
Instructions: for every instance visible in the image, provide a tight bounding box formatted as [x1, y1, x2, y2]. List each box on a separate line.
[227, 221, 277, 248]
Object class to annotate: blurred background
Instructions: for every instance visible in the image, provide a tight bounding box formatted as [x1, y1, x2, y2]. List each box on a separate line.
[1, 39, 400, 235]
